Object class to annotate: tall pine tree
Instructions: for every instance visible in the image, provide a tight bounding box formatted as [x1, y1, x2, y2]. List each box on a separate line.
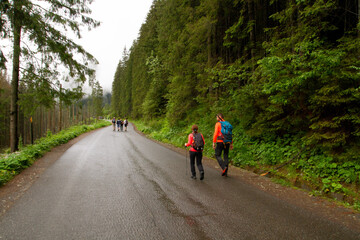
[1, 0, 99, 152]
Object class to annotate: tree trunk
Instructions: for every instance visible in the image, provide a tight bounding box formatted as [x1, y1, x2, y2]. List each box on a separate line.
[72, 104, 75, 125]
[30, 116, 33, 144]
[10, 1, 22, 152]
[59, 84, 62, 131]
[52, 104, 56, 133]
[68, 106, 71, 128]
[40, 106, 43, 137]
[19, 107, 24, 146]
[248, 0, 256, 72]
[48, 108, 51, 131]
[207, 28, 212, 65]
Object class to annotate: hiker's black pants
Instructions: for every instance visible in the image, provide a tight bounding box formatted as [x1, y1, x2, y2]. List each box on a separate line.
[215, 142, 230, 170]
[189, 151, 204, 176]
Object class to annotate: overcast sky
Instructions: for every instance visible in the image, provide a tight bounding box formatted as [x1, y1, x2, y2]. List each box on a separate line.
[78, 0, 154, 93]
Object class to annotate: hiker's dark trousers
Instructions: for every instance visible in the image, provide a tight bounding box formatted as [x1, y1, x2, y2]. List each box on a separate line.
[215, 142, 230, 170]
[189, 151, 204, 176]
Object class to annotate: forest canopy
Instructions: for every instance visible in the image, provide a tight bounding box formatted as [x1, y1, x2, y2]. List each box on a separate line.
[112, 0, 360, 160]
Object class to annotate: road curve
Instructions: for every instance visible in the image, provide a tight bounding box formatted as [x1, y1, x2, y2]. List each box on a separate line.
[0, 123, 359, 240]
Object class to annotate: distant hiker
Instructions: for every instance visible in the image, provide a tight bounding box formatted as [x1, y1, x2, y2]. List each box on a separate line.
[116, 118, 121, 131]
[213, 113, 233, 176]
[124, 118, 128, 131]
[120, 119, 124, 131]
[112, 117, 116, 131]
[185, 125, 205, 180]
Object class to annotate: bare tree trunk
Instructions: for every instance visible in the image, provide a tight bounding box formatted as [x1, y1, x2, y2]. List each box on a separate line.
[345, 0, 348, 34]
[40, 106, 43, 137]
[10, 0, 22, 152]
[19, 107, 24, 146]
[77, 104, 80, 124]
[207, 30, 212, 65]
[23, 111, 27, 145]
[42, 107, 45, 134]
[82, 105, 85, 124]
[30, 116, 33, 144]
[48, 108, 51, 132]
[52, 104, 56, 133]
[45, 108, 48, 133]
[68, 106, 71, 128]
[72, 104, 75, 125]
[88, 102, 91, 124]
[248, 0, 256, 72]
[59, 84, 62, 131]
[36, 108, 39, 139]
[64, 107, 67, 129]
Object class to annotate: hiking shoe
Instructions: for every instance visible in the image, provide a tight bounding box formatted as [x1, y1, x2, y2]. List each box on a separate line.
[200, 171, 204, 180]
[191, 175, 196, 179]
[222, 167, 228, 176]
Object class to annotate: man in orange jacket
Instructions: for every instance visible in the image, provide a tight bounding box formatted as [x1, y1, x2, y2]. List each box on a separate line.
[213, 113, 233, 176]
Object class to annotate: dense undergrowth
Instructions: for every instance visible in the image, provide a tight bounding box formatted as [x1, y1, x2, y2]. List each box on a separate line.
[0, 120, 111, 186]
[132, 118, 360, 212]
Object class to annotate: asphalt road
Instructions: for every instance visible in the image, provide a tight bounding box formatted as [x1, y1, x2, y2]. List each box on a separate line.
[0, 123, 359, 240]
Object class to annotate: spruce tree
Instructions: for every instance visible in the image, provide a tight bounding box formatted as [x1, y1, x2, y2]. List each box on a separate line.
[1, 0, 99, 152]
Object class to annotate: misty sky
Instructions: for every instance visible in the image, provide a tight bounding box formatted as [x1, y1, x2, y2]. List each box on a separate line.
[78, 0, 154, 93]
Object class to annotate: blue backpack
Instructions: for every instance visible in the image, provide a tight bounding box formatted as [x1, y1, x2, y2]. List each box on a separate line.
[220, 121, 233, 143]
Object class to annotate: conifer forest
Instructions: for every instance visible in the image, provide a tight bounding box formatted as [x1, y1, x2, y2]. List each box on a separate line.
[111, 0, 360, 198]
[113, 0, 360, 151]
[0, 0, 105, 152]
[1, 0, 360, 205]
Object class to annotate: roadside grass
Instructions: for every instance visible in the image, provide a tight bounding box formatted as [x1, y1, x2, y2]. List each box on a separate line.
[131, 118, 360, 212]
[0, 120, 111, 186]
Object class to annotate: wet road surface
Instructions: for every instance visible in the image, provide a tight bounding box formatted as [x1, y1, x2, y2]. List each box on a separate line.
[0, 123, 359, 239]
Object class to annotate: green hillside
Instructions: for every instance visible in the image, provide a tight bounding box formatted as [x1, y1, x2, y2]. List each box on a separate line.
[111, 0, 360, 209]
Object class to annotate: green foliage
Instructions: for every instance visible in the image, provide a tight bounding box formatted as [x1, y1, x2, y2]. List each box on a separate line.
[296, 151, 360, 193]
[2, 0, 100, 88]
[111, 0, 360, 206]
[142, 53, 168, 118]
[91, 81, 104, 118]
[0, 120, 110, 186]
[354, 201, 360, 212]
[134, 117, 360, 203]
[0, 73, 11, 133]
[2, 0, 101, 152]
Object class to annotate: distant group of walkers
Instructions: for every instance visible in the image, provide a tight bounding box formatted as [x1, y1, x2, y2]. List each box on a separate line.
[185, 113, 233, 181]
[111, 117, 128, 132]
